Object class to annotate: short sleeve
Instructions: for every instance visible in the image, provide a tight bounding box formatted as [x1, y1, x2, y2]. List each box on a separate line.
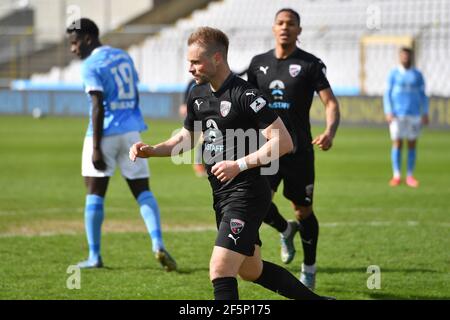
[81, 62, 104, 93]
[239, 88, 278, 129]
[310, 59, 330, 93]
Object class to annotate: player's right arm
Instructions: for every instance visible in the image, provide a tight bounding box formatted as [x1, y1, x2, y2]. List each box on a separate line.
[82, 61, 107, 171]
[129, 128, 194, 161]
[130, 88, 198, 161]
[90, 91, 107, 170]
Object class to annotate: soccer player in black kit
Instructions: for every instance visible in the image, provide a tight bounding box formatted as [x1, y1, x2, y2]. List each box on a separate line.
[130, 27, 333, 300]
[247, 8, 340, 291]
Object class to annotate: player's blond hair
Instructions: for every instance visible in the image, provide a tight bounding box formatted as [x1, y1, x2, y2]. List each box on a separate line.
[188, 27, 229, 59]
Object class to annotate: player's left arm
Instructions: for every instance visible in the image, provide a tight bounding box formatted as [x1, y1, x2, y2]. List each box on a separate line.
[312, 88, 340, 151]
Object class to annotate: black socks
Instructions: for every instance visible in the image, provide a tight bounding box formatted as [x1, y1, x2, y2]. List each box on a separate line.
[212, 277, 239, 300]
[254, 260, 322, 300]
[298, 212, 319, 266]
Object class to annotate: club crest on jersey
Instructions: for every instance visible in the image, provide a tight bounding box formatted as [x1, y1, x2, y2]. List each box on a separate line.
[289, 64, 302, 77]
[230, 219, 245, 235]
[220, 101, 232, 117]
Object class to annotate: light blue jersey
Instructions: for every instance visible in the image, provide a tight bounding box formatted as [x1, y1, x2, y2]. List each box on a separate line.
[81, 46, 147, 136]
[383, 66, 429, 117]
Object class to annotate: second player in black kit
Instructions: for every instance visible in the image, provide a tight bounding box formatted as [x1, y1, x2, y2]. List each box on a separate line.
[247, 8, 340, 291]
[247, 43, 330, 206]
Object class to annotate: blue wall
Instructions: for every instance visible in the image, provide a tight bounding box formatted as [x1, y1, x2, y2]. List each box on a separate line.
[0, 89, 179, 118]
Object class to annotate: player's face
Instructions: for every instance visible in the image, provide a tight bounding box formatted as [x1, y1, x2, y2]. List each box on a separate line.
[187, 43, 216, 85]
[273, 11, 301, 46]
[399, 51, 412, 68]
[68, 33, 90, 60]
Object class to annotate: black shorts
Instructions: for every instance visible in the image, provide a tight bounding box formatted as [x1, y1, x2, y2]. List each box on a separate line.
[213, 178, 271, 256]
[266, 147, 315, 207]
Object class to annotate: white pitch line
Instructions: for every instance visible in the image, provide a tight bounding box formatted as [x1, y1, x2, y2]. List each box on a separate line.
[0, 220, 449, 238]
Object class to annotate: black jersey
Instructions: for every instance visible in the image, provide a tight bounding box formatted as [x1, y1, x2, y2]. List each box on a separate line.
[247, 48, 330, 152]
[184, 73, 278, 193]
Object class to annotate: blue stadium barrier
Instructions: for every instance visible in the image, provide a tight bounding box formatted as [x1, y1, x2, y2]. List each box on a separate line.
[0, 88, 180, 119]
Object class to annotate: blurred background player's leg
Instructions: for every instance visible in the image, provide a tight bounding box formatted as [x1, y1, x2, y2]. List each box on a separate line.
[406, 140, 419, 187]
[389, 118, 402, 186]
[390, 139, 402, 186]
[405, 116, 421, 187]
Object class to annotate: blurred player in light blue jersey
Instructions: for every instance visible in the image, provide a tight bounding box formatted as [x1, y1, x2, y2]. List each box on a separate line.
[67, 18, 176, 270]
[383, 47, 429, 188]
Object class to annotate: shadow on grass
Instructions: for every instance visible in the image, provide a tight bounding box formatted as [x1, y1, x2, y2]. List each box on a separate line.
[368, 292, 450, 300]
[318, 266, 441, 274]
[98, 265, 209, 275]
[323, 288, 450, 300]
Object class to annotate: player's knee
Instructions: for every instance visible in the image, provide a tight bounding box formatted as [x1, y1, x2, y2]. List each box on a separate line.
[407, 140, 417, 149]
[393, 140, 402, 148]
[238, 264, 262, 282]
[294, 205, 313, 220]
[209, 258, 234, 280]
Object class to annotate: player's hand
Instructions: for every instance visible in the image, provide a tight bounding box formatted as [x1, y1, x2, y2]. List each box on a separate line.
[92, 149, 107, 171]
[312, 132, 333, 151]
[211, 160, 240, 183]
[385, 113, 394, 124]
[422, 114, 429, 126]
[129, 142, 153, 162]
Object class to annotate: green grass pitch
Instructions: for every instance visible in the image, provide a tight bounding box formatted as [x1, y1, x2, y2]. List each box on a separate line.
[0, 115, 449, 299]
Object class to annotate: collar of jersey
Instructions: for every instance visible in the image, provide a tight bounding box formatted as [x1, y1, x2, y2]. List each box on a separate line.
[91, 46, 111, 57]
[398, 65, 413, 73]
[272, 47, 301, 60]
[211, 72, 235, 96]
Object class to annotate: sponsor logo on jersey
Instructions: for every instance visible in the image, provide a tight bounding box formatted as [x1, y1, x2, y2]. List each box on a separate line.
[206, 118, 219, 130]
[250, 97, 267, 113]
[220, 101, 232, 117]
[230, 218, 245, 234]
[259, 66, 269, 75]
[269, 80, 285, 101]
[289, 64, 302, 77]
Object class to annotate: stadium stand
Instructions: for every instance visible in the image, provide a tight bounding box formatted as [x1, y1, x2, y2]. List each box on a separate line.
[24, 0, 450, 96]
[0, 0, 449, 126]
